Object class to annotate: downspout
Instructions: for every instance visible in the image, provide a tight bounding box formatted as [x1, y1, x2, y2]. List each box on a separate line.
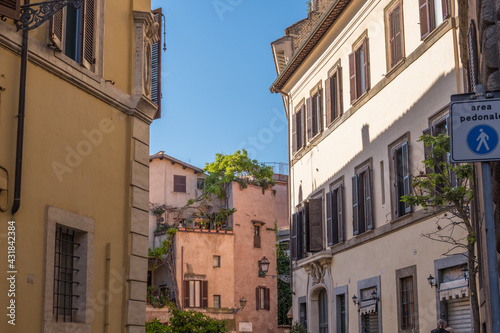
[11, 2, 29, 215]
[181, 245, 184, 310]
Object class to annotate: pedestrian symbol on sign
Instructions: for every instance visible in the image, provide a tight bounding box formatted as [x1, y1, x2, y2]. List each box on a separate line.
[467, 125, 499, 155]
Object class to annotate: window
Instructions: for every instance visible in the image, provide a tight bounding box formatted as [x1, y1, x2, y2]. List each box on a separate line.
[0, 0, 20, 20]
[423, 116, 457, 188]
[291, 198, 323, 261]
[43, 206, 94, 333]
[334, 286, 348, 333]
[419, 0, 449, 39]
[299, 300, 307, 328]
[183, 280, 208, 308]
[49, 0, 97, 70]
[326, 65, 343, 125]
[352, 164, 373, 235]
[292, 103, 305, 154]
[255, 286, 270, 310]
[391, 138, 411, 218]
[306, 88, 323, 141]
[254, 225, 261, 248]
[213, 255, 221, 268]
[396, 265, 419, 332]
[173, 175, 186, 193]
[386, 1, 404, 69]
[197, 178, 205, 190]
[349, 37, 370, 103]
[357, 276, 381, 333]
[327, 182, 344, 246]
[213, 295, 221, 308]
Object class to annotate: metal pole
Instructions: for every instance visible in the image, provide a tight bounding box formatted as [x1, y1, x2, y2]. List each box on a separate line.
[481, 161, 500, 332]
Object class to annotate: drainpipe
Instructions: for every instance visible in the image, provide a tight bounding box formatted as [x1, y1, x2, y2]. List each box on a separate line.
[11, 3, 29, 215]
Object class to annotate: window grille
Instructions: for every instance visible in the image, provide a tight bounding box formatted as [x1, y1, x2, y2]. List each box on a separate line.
[53, 226, 80, 322]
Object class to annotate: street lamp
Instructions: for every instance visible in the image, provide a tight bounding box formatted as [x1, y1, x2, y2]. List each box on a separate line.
[427, 274, 438, 288]
[258, 256, 290, 283]
[232, 297, 247, 314]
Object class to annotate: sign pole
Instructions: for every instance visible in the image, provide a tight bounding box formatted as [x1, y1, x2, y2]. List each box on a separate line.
[481, 161, 500, 332]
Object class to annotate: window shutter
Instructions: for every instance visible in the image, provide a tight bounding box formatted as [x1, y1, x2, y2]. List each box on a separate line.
[0, 0, 20, 20]
[441, 0, 449, 19]
[326, 191, 333, 246]
[202, 281, 208, 308]
[336, 70, 343, 118]
[306, 97, 313, 141]
[349, 52, 356, 102]
[393, 148, 400, 217]
[423, 127, 434, 174]
[393, 5, 402, 65]
[308, 198, 323, 252]
[291, 213, 298, 261]
[184, 280, 190, 308]
[256, 287, 260, 310]
[446, 117, 458, 187]
[332, 189, 339, 244]
[419, 0, 431, 39]
[362, 38, 370, 92]
[338, 185, 344, 242]
[297, 210, 304, 260]
[299, 106, 305, 148]
[49, 10, 64, 51]
[352, 175, 359, 235]
[174, 175, 187, 193]
[152, 8, 163, 119]
[402, 142, 412, 214]
[365, 168, 373, 230]
[264, 288, 270, 311]
[325, 76, 332, 125]
[303, 202, 309, 256]
[254, 233, 261, 248]
[81, 0, 96, 70]
[292, 113, 297, 153]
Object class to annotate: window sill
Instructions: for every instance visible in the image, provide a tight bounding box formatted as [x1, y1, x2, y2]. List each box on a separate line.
[386, 57, 406, 79]
[421, 18, 451, 43]
[351, 89, 370, 108]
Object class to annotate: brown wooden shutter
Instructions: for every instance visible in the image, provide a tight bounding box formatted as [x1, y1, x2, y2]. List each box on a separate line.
[338, 185, 344, 242]
[256, 287, 260, 310]
[48, 9, 64, 51]
[152, 8, 163, 119]
[302, 202, 309, 255]
[292, 113, 297, 153]
[291, 213, 298, 261]
[402, 142, 411, 214]
[308, 198, 323, 252]
[202, 281, 208, 308]
[423, 127, 434, 174]
[365, 168, 373, 230]
[419, 0, 431, 39]
[441, 0, 449, 19]
[264, 288, 270, 310]
[184, 280, 190, 308]
[306, 97, 313, 141]
[325, 76, 332, 125]
[393, 5, 402, 65]
[332, 189, 339, 244]
[297, 210, 304, 260]
[349, 52, 356, 102]
[362, 38, 370, 92]
[174, 175, 186, 193]
[254, 234, 261, 248]
[299, 106, 305, 148]
[326, 191, 333, 246]
[80, 0, 96, 70]
[352, 175, 359, 235]
[0, 0, 20, 20]
[336, 70, 343, 118]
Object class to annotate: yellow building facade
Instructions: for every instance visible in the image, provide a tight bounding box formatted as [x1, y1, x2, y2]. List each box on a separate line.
[0, 0, 160, 332]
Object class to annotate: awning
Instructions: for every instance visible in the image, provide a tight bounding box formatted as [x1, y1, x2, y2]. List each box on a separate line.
[439, 280, 469, 301]
[359, 301, 377, 315]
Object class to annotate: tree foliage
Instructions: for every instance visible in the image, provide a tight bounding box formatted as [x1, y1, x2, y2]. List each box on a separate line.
[401, 133, 479, 333]
[203, 150, 275, 198]
[145, 307, 226, 333]
[277, 241, 292, 326]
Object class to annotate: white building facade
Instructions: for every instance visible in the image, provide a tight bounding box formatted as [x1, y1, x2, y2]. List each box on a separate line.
[271, 0, 473, 332]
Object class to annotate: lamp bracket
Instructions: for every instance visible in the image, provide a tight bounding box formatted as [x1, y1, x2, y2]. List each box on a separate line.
[16, 0, 83, 31]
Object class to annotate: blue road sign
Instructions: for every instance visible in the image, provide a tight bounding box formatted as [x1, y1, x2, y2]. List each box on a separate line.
[466, 125, 499, 155]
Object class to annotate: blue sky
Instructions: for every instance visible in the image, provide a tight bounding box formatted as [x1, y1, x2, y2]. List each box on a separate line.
[149, 1, 307, 169]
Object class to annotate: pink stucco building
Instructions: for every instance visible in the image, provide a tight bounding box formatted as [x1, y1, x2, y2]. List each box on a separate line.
[148, 152, 289, 333]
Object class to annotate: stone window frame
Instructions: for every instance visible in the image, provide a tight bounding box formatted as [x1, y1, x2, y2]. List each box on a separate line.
[334, 285, 349, 333]
[396, 265, 419, 333]
[384, 0, 405, 72]
[43, 206, 95, 333]
[356, 275, 382, 333]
